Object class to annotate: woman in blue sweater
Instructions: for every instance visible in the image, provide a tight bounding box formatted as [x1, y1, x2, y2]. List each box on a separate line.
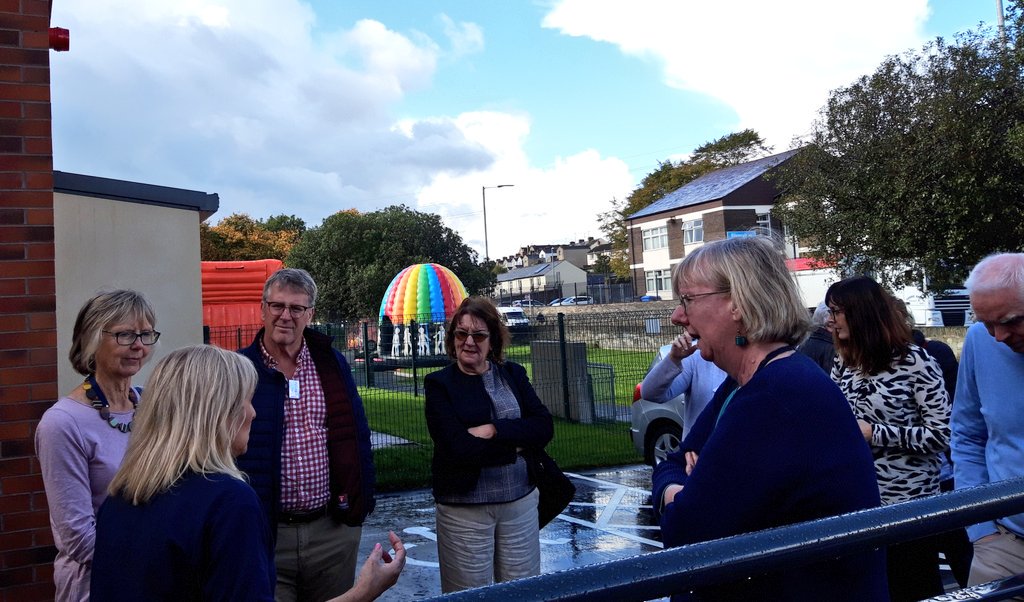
[652, 236, 888, 601]
[91, 345, 404, 601]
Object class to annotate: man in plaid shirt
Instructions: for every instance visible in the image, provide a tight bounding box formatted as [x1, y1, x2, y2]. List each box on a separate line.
[238, 268, 376, 602]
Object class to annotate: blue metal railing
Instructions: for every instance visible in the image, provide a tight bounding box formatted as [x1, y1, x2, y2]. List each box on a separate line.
[425, 477, 1024, 601]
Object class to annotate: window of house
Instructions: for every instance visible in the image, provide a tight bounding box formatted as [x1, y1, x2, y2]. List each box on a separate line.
[642, 226, 668, 251]
[756, 211, 773, 234]
[682, 219, 703, 244]
[646, 269, 671, 294]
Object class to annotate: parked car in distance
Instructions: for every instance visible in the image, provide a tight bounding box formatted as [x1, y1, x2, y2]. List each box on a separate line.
[639, 295, 662, 302]
[497, 307, 530, 332]
[560, 296, 594, 306]
[630, 344, 686, 466]
[548, 297, 567, 306]
[513, 299, 546, 308]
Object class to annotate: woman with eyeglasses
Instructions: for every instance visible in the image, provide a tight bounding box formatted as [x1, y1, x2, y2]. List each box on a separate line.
[91, 345, 405, 601]
[35, 290, 159, 601]
[424, 296, 554, 593]
[651, 237, 887, 601]
[826, 275, 951, 602]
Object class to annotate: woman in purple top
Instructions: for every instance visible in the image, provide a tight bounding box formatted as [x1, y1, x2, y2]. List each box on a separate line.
[35, 290, 158, 601]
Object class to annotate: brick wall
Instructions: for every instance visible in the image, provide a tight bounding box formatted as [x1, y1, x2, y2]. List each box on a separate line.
[0, 0, 58, 600]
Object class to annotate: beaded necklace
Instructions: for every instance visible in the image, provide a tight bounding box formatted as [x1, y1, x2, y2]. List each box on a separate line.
[83, 374, 137, 433]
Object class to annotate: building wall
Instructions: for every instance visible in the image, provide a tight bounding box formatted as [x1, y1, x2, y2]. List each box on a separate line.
[53, 193, 206, 393]
[0, 2, 58, 599]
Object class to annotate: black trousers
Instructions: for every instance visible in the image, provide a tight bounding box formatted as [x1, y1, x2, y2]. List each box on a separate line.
[887, 533, 946, 602]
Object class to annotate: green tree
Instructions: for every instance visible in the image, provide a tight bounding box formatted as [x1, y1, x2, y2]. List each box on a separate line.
[200, 213, 305, 261]
[287, 206, 494, 320]
[264, 214, 307, 234]
[774, 8, 1024, 287]
[600, 130, 772, 278]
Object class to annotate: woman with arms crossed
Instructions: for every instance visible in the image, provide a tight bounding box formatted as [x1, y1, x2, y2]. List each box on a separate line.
[36, 290, 158, 601]
[424, 296, 555, 593]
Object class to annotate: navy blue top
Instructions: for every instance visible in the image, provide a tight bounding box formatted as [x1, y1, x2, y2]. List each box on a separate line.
[91, 472, 275, 601]
[653, 352, 888, 601]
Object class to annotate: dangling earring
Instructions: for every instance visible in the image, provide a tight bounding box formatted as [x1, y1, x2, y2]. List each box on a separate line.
[735, 329, 748, 347]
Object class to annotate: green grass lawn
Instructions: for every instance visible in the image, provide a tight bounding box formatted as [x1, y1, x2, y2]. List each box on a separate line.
[361, 386, 642, 491]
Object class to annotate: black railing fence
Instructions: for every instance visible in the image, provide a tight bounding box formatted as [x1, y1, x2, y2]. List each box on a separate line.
[424, 478, 1024, 602]
[204, 308, 676, 488]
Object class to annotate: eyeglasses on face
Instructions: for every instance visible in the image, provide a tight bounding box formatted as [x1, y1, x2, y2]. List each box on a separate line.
[678, 290, 729, 312]
[264, 301, 312, 318]
[454, 329, 490, 343]
[103, 330, 161, 346]
[827, 307, 845, 318]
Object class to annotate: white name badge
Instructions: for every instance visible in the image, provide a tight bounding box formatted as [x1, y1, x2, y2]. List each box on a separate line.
[288, 379, 301, 399]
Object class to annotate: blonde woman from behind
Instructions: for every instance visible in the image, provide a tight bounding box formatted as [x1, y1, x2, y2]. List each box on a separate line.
[90, 345, 404, 601]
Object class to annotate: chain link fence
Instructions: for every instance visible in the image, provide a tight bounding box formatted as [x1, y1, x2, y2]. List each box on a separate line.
[205, 308, 680, 490]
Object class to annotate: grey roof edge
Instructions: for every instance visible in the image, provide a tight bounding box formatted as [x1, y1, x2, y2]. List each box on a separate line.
[54, 171, 220, 220]
[497, 260, 565, 282]
[627, 148, 802, 220]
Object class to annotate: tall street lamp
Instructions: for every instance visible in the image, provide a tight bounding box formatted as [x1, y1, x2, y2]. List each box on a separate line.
[482, 184, 514, 262]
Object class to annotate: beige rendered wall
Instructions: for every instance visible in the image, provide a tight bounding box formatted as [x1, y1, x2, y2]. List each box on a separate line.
[53, 192, 206, 394]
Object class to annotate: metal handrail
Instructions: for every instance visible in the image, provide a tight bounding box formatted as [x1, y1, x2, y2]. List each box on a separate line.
[426, 477, 1024, 601]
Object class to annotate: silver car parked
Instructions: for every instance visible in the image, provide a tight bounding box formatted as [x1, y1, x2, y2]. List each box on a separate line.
[629, 344, 686, 466]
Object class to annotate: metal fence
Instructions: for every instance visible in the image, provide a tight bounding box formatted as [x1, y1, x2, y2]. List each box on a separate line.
[204, 308, 677, 489]
[424, 477, 1024, 601]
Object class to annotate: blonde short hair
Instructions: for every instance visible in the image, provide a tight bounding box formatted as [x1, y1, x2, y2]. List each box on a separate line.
[108, 345, 257, 505]
[69, 290, 156, 375]
[674, 236, 809, 346]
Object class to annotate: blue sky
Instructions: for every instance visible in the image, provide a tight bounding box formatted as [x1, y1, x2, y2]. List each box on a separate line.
[50, 1, 1001, 259]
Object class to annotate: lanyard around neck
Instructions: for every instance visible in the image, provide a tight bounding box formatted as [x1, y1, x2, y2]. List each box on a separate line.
[715, 345, 795, 427]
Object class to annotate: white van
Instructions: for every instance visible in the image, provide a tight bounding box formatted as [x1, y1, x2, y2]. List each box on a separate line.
[497, 307, 530, 332]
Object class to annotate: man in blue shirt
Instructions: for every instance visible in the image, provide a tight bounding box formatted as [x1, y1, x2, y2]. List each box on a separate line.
[951, 252, 1024, 587]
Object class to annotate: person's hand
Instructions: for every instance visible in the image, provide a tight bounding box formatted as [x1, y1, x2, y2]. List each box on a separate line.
[669, 332, 699, 362]
[857, 419, 873, 442]
[339, 531, 406, 602]
[684, 451, 699, 475]
[468, 423, 497, 439]
[662, 484, 684, 509]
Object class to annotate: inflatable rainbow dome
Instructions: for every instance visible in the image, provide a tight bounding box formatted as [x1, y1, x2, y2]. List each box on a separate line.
[378, 263, 468, 326]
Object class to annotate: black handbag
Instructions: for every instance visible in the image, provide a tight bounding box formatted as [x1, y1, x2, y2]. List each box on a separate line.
[525, 448, 576, 528]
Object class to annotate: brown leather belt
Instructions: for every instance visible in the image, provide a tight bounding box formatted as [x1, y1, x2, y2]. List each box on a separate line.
[279, 505, 327, 524]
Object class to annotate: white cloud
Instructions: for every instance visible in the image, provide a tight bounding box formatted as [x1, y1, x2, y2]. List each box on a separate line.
[51, 0, 490, 226]
[542, 0, 932, 147]
[415, 112, 634, 259]
[439, 13, 485, 58]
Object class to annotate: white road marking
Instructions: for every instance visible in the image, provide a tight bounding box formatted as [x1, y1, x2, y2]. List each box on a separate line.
[395, 473, 665, 569]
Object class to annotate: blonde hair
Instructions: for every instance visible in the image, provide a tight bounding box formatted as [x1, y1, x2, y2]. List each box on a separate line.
[674, 236, 809, 345]
[108, 345, 257, 504]
[69, 290, 157, 375]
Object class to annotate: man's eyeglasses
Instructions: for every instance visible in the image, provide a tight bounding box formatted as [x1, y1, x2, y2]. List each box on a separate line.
[678, 290, 729, 312]
[454, 329, 490, 343]
[103, 330, 161, 346]
[265, 301, 312, 318]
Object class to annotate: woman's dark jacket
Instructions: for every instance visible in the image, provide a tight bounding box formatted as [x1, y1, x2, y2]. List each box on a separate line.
[424, 361, 553, 498]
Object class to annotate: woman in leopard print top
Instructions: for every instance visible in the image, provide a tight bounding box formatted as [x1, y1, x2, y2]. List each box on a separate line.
[826, 275, 951, 602]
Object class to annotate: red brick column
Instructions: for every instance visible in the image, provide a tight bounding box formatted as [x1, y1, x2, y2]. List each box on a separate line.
[0, 0, 58, 600]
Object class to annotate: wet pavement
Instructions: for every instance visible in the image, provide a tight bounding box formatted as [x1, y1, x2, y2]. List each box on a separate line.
[357, 464, 662, 601]
[359, 463, 965, 600]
